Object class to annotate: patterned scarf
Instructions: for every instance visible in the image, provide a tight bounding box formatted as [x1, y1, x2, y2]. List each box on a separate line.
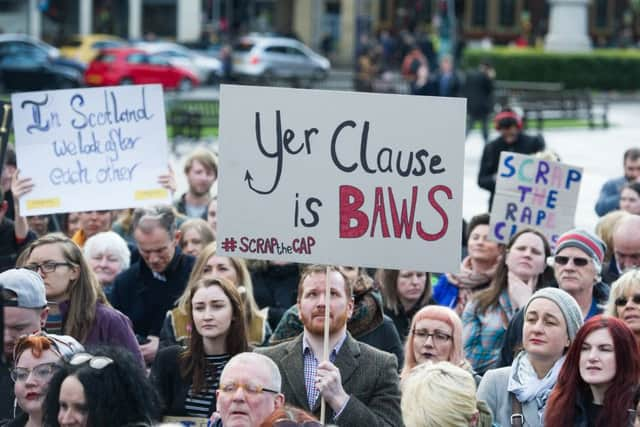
[445, 256, 498, 289]
[507, 351, 565, 423]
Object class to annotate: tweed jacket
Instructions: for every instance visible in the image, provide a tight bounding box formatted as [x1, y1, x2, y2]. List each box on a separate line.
[256, 333, 403, 427]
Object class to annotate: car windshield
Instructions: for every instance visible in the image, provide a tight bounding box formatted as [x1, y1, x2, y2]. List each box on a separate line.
[234, 42, 254, 52]
[94, 53, 117, 63]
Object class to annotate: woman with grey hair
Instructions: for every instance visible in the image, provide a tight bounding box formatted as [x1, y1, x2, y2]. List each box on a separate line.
[84, 231, 131, 299]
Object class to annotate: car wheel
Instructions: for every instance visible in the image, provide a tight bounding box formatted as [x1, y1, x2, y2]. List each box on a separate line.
[313, 68, 328, 81]
[120, 77, 134, 85]
[178, 78, 193, 92]
[261, 69, 275, 86]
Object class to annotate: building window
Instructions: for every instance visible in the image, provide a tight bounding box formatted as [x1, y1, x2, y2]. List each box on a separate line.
[471, 0, 488, 27]
[498, 0, 516, 27]
[594, 0, 607, 29]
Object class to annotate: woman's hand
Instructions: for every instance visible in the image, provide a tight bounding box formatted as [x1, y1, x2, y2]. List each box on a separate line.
[507, 271, 535, 310]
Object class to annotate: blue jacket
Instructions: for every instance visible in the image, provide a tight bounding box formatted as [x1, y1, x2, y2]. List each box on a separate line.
[595, 176, 626, 216]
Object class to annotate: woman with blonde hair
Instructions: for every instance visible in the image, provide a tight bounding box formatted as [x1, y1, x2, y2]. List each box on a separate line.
[402, 362, 483, 427]
[605, 269, 640, 344]
[178, 218, 215, 257]
[20, 234, 142, 365]
[401, 305, 468, 379]
[161, 242, 269, 347]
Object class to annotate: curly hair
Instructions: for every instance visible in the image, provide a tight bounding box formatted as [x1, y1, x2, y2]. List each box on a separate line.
[43, 346, 161, 427]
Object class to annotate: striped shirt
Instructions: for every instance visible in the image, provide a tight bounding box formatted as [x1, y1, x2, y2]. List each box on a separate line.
[184, 353, 231, 417]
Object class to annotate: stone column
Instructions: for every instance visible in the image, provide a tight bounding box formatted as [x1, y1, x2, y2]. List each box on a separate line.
[338, 0, 356, 65]
[545, 0, 591, 52]
[128, 0, 142, 40]
[177, 2, 201, 41]
[28, 0, 42, 39]
[79, 0, 92, 35]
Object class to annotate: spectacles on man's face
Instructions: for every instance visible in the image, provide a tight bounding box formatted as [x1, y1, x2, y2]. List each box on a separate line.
[218, 380, 279, 395]
[23, 261, 72, 274]
[615, 294, 640, 307]
[412, 329, 452, 344]
[69, 353, 114, 369]
[554, 256, 589, 267]
[273, 420, 323, 427]
[11, 362, 60, 382]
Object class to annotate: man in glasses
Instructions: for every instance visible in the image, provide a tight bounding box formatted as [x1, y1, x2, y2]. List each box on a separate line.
[257, 265, 402, 426]
[500, 229, 609, 366]
[215, 352, 284, 427]
[0, 268, 48, 422]
[605, 214, 640, 283]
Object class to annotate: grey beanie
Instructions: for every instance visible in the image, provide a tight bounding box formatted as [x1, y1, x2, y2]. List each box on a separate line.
[524, 287, 584, 341]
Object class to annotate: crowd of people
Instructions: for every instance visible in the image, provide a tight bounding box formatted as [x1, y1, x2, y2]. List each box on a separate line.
[1, 92, 640, 427]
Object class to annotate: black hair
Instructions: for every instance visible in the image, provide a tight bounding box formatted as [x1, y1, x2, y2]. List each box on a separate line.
[43, 346, 161, 427]
[466, 213, 490, 242]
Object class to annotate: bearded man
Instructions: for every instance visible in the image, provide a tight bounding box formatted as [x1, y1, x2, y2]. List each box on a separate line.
[256, 265, 402, 427]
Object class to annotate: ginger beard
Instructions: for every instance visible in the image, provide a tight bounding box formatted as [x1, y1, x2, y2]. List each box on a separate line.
[299, 305, 349, 336]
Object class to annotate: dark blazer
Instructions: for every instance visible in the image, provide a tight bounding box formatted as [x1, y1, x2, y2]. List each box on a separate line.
[256, 333, 403, 427]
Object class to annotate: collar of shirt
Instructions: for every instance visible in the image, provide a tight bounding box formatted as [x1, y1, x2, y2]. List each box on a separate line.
[302, 331, 347, 360]
[152, 270, 167, 282]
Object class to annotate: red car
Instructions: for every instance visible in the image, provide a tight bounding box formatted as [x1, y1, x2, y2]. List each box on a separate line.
[84, 47, 199, 90]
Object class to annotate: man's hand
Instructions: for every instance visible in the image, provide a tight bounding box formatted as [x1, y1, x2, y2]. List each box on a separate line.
[157, 165, 176, 195]
[139, 335, 159, 365]
[316, 360, 349, 412]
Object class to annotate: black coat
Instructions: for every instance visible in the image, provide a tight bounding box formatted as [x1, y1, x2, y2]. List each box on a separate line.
[464, 69, 494, 116]
[110, 247, 195, 336]
[477, 132, 546, 207]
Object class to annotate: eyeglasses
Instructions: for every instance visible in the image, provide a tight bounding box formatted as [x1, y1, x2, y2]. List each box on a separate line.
[273, 420, 323, 427]
[614, 294, 640, 307]
[23, 261, 72, 274]
[11, 362, 60, 382]
[412, 329, 452, 344]
[218, 381, 279, 395]
[69, 353, 114, 369]
[554, 256, 589, 267]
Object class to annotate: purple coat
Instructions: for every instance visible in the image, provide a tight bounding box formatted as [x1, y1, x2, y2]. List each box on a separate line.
[59, 301, 144, 366]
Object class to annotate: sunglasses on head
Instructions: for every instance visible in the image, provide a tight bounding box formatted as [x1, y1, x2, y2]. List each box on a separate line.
[615, 294, 640, 307]
[69, 353, 114, 370]
[554, 255, 589, 267]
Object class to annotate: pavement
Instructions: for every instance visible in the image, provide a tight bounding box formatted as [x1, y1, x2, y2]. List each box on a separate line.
[170, 72, 640, 234]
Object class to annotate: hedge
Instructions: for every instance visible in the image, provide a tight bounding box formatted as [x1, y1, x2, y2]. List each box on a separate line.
[463, 47, 640, 90]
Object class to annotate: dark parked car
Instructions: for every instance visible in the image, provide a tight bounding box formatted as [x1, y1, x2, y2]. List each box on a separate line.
[0, 35, 85, 92]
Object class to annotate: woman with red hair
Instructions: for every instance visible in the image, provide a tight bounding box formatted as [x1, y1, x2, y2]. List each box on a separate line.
[545, 315, 640, 427]
[401, 305, 468, 379]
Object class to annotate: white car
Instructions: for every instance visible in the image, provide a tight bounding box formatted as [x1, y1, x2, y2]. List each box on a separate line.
[133, 41, 222, 84]
[232, 35, 330, 86]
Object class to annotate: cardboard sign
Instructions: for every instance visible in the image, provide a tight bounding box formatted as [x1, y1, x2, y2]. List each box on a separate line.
[490, 152, 583, 248]
[217, 85, 465, 272]
[162, 416, 212, 426]
[12, 84, 171, 215]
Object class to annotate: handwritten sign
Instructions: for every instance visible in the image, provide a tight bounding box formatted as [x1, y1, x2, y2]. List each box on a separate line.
[217, 85, 465, 272]
[490, 152, 583, 248]
[11, 84, 171, 215]
[162, 416, 212, 426]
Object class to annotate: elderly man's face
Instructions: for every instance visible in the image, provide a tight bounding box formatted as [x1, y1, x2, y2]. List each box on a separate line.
[216, 361, 283, 427]
[614, 231, 640, 273]
[554, 247, 598, 294]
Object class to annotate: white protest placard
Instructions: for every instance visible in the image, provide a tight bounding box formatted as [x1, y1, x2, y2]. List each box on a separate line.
[490, 152, 583, 248]
[12, 84, 171, 215]
[217, 85, 465, 272]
